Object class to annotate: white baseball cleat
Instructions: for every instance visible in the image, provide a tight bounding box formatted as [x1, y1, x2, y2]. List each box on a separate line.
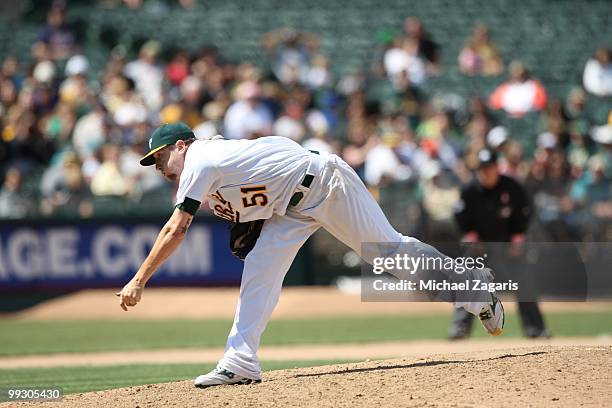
[478, 293, 505, 336]
[194, 367, 261, 388]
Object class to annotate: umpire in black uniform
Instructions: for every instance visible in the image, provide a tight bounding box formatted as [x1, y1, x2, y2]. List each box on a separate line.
[449, 148, 549, 339]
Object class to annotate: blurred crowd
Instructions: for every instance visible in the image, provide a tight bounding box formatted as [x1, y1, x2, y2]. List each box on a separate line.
[0, 3, 610, 240]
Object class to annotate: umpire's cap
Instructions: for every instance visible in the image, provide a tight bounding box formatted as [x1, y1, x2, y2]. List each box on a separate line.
[140, 122, 195, 166]
[477, 148, 498, 168]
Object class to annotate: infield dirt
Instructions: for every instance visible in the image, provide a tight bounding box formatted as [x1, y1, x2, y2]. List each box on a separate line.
[4, 288, 612, 407]
[4, 345, 611, 408]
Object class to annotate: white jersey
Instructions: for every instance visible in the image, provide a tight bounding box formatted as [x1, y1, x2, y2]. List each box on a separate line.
[162, 132, 493, 382]
[175, 136, 318, 222]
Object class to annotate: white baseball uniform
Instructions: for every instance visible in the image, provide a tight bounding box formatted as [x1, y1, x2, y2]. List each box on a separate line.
[175, 136, 491, 380]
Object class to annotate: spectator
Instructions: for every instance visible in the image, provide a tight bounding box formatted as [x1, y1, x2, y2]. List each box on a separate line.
[383, 38, 427, 88]
[101, 74, 147, 128]
[3, 107, 53, 171]
[72, 102, 107, 161]
[458, 23, 503, 76]
[0, 167, 34, 218]
[402, 16, 440, 73]
[489, 61, 548, 117]
[223, 81, 273, 139]
[60, 55, 91, 113]
[306, 54, 333, 90]
[571, 154, 612, 240]
[124, 41, 164, 112]
[418, 160, 461, 241]
[262, 27, 319, 86]
[364, 134, 412, 186]
[165, 50, 191, 87]
[41, 102, 76, 151]
[342, 123, 376, 180]
[537, 99, 571, 149]
[39, 152, 92, 217]
[463, 97, 496, 156]
[33, 3, 77, 61]
[571, 155, 611, 206]
[301, 110, 336, 154]
[193, 101, 226, 140]
[159, 74, 205, 129]
[370, 28, 397, 79]
[565, 88, 593, 138]
[415, 110, 461, 174]
[0, 76, 18, 112]
[90, 144, 131, 196]
[1, 56, 24, 90]
[178, 75, 205, 127]
[591, 124, 612, 178]
[526, 146, 580, 241]
[587, 160, 612, 225]
[191, 46, 224, 98]
[485, 126, 529, 180]
[583, 47, 612, 97]
[498, 139, 527, 180]
[273, 100, 306, 142]
[463, 112, 490, 165]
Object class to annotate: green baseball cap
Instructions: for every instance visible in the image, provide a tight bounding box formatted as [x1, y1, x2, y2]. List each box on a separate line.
[140, 122, 195, 166]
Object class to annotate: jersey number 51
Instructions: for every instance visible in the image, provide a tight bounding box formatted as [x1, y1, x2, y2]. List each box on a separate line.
[241, 186, 268, 207]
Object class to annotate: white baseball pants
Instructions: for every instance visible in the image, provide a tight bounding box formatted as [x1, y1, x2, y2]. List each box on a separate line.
[218, 153, 490, 380]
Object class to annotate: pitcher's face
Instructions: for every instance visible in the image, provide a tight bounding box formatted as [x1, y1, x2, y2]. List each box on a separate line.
[154, 143, 186, 182]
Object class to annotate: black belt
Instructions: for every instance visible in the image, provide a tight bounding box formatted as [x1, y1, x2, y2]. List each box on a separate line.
[289, 150, 318, 207]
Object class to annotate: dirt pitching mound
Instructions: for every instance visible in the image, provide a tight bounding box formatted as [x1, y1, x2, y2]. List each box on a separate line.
[8, 345, 610, 408]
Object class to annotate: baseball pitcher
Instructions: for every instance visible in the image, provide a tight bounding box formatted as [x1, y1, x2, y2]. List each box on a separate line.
[117, 122, 504, 387]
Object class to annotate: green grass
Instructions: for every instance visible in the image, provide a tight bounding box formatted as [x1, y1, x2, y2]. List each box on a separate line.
[0, 360, 355, 395]
[0, 311, 610, 357]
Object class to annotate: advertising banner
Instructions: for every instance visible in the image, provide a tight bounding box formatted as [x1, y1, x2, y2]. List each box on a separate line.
[0, 217, 243, 292]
